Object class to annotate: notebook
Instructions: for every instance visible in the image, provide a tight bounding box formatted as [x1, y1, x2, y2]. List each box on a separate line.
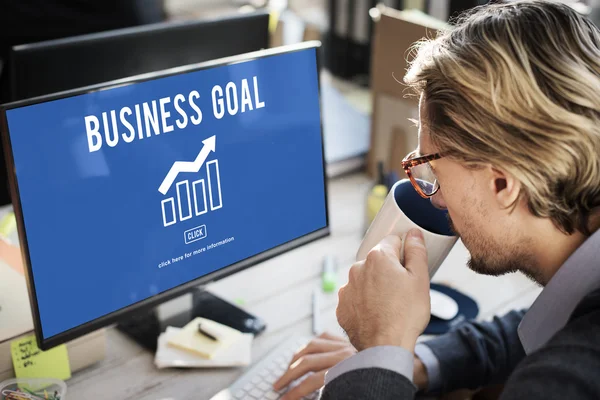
[156, 326, 253, 369]
[166, 317, 243, 359]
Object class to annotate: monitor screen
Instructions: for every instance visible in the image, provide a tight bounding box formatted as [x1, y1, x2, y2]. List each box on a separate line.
[1, 44, 328, 348]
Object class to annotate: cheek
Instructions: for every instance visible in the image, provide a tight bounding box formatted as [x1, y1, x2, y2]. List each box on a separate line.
[446, 204, 464, 233]
[443, 189, 478, 235]
[434, 174, 459, 214]
[435, 166, 477, 229]
[431, 190, 447, 209]
[436, 191, 465, 235]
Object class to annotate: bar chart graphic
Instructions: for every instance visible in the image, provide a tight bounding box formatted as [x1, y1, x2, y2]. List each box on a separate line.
[159, 136, 223, 227]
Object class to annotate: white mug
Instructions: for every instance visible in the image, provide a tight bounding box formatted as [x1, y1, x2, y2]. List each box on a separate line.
[357, 179, 458, 278]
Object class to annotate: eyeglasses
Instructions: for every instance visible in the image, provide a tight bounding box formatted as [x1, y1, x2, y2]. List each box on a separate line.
[401, 150, 443, 198]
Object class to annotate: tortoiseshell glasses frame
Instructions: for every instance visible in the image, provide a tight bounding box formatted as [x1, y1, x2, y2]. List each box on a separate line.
[401, 150, 443, 198]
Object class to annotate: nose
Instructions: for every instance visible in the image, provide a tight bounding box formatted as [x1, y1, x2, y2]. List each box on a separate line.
[430, 190, 447, 210]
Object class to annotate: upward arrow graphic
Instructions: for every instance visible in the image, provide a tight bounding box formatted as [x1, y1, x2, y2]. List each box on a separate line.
[158, 135, 216, 195]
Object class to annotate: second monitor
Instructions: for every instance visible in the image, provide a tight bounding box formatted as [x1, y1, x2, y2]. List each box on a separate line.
[8, 10, 271, 102]
[0, 11, 270, 208]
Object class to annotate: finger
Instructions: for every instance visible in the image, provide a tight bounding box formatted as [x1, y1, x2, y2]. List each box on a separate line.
[273, 353, 341, 391]
[280, 370, 326, 400]
[403, 229, 428, 276]
[347, 261, 365, 290]
[372, 234, 404, 261]
[289, 338, 348, 366]
[348, 263, 361, 285]
[288, 338, 350, 366]
[318, 332, 347, 342]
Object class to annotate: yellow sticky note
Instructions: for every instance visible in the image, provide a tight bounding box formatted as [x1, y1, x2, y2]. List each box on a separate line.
[11, 335, 71, 380]
[0, 212, 16, 238]
[269, 11, 280, 35]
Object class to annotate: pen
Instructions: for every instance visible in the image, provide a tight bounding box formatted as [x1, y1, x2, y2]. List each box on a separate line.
[312, 288, 321, 335]
[198, 323, 219, 341]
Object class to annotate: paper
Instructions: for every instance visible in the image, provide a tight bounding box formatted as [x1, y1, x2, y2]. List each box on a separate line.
[0, 238, 24, 275]
[11, 335, 71, 380]
[155, 326, 253, 369]
[269, 11, 280, 35]
[0, 212, 16, 239]
[166, 317, 243, 359]
[0, 210, 24, 275]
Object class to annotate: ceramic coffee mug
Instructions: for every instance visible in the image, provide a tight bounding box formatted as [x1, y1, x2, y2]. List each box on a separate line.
[356, 179, 458, 278]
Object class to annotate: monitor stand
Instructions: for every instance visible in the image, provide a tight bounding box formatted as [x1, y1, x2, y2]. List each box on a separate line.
[116, 288, 266, 351]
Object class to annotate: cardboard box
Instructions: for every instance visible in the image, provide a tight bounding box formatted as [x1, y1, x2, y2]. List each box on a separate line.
[303, 23, 322, 42]
[270, 14, 285, 47]
[367, 6, 449, 177]
[269, 9, 324, 48]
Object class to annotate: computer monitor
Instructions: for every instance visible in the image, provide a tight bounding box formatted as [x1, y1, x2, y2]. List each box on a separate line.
[8, 11, 270, 102]
[0, 42, 328, 350]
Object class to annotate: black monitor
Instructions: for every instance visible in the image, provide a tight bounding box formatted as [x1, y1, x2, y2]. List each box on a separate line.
[8, 11, 270, 102]
[0, 42, 328, 350]
[0, 11, 269, 208]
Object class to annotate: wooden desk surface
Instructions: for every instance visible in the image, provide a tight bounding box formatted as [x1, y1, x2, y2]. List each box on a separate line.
[66, 173, 540, 399]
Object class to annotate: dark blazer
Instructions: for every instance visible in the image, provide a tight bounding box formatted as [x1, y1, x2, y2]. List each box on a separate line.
[321, 287, 600, 399]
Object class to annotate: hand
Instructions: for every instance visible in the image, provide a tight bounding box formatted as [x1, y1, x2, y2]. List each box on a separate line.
[336, 229, 431, 352]
[273, 332, 356, 400]
[413, 354, 429, 391]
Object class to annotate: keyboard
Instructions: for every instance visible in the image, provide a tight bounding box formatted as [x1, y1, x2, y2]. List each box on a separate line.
[210, 335, 320, 400]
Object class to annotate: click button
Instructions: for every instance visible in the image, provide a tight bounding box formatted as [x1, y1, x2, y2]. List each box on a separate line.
[184, 225, 207, 244]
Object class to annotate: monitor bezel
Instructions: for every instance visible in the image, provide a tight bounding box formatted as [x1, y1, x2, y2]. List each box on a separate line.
[0, 41, 330, 350]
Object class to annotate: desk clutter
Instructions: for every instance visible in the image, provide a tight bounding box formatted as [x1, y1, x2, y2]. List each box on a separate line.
[10, 335, 70, 381]
[0, 378, 67, 400]
[155, 318, 254, 369]
[2, 334, 72, 399]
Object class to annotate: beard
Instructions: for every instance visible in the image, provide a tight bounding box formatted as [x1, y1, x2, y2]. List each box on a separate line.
[447, 213, 542, 284]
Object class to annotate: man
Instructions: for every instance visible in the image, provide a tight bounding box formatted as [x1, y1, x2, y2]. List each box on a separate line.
[273, 0, 600, 398]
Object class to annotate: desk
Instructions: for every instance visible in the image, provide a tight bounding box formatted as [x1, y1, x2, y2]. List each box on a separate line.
[66, 172, 541, 399]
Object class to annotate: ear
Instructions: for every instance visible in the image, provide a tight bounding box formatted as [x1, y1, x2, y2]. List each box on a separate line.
[489, 167, 521, 208]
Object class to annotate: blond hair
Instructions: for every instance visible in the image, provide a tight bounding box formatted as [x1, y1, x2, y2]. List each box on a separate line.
[405, 0, 600, 235]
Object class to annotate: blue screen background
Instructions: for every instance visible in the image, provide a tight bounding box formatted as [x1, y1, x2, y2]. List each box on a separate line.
[5, 48, 327, 339]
